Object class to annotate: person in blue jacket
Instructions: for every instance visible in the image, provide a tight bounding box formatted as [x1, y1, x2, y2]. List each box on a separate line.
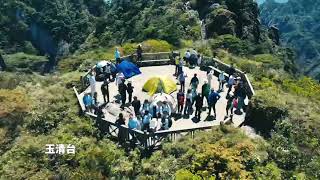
[115, 48, 121, 63]
[208, 89, 221, 118]
[142, 110, 152, 131]
[83, 93, 93, 112]
[128, 114, 139, 130]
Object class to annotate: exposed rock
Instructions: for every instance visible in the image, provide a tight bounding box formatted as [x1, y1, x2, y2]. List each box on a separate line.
[205, 8, 237, 38]
[268, 25, 280, 45]
[203, 0, 261, 42]
[260, 0, 320, 79]
[105, 103, 133, 119]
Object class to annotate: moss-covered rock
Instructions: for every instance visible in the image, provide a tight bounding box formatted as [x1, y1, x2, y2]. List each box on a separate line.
[206, 8, 237, 38]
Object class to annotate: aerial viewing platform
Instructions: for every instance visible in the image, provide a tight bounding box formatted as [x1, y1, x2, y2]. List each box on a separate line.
[74, 52, 254, 149]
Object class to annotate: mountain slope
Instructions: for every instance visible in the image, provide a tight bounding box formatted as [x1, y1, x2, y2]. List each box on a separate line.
[260, 0, 320, 80]
[1, 0, 320, 179]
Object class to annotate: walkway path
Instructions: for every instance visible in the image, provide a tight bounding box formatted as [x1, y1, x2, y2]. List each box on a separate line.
[78, 65, 246, 131]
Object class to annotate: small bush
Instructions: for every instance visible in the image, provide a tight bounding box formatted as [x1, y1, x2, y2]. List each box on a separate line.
[0, 89, 30, 118]
[237, 58, 262, 74]
[4, 53, 47, 72]
[253, 54, 283, 69]
[175, 169, 202, 180]
[180, 39, 193, 48]
[209, 35, 250, 55]
[282, 77, 320, 100]
[141, 39, 173, 52]
[58, 47, 116, 72]
[122, 43, 138, 55]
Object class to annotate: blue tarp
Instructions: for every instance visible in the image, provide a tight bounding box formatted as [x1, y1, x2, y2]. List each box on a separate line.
[116, 60, 141, 78]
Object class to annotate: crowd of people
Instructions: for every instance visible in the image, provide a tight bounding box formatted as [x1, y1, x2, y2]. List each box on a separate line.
[83, 45, 143, 112]
[82, 48, 248, 142]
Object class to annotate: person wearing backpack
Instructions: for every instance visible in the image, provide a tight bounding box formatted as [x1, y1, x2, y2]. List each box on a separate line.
[227, 75, 235, 95]
[127, 81, 134, 103]
[118, 80, 127, 107]
[226, 93, 235, 118]
[132, 96, 141, 116]
[101, 79, 110, 103]
[136, 44, 143, 62]
[218, 71, 225, 91]
[177, 89, 185, 114]
[208, 89, 221, 118]
[195, 93, 203, 120]
[234, 82, 246, 113]
[190, 73, 199, 90]
[184, 89, 193, 115]
[178, 71, 186, 92]
[201, 81, 210, 107]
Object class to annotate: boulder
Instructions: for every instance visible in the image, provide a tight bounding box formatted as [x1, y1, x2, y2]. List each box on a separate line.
[105, 103, 133, 119]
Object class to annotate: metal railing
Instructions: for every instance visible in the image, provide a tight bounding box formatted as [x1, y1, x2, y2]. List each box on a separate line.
[202, 56, 255, 98]
[84, 111, 217, 149]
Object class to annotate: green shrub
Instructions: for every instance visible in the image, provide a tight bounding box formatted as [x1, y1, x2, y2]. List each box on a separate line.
[175, 169, 202, 180]
[282, 77, 320, 100]
[209, 35, 250, 55]
[253, 54, 283, 69]
[237, 58, 262, 74]
[253, 163, 282, 180]
[4, 53, 47, 72]
[0, 89, 30, 118]
[160, 126, 267, 179]
[122, 42, 138, 55]
[180, 39, 194, 49]
[141, 39, 173, 52]
[58, 47, 116, 72]
[22, 41, 39, 55]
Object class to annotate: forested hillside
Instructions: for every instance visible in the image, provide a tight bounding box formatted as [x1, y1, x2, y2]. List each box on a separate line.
[0, 0, 201, 72]
[260, 0, 320, 80]
[1, 0, 320, 179]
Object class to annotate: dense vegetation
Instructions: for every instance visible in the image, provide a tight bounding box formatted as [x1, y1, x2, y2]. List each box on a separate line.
[260, 0, 320, 80]
[1, 0, 320, 179]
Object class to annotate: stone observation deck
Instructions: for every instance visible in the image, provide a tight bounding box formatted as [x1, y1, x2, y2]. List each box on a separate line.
[73, 52, 255, 149]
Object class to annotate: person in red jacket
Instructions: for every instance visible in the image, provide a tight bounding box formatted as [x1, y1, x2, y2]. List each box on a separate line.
[177, 89, 185, 114]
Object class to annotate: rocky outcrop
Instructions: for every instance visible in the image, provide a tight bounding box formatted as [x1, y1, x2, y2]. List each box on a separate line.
[205, 8, 237, 38]
[202, 0, 261, 43]
[260, 0, 320, 79]
[268, 25, 280, 45]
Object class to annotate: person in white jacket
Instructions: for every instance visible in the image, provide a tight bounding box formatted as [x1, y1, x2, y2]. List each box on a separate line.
[149, 118, 158, 132]
[116, 72, 125, 94]
[115, 72, 125, 87]
[104, 64, 111, 81]
[207, 70, 214, 89]
[218, 71, 225, 91]
[88, 72, 96, 97]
